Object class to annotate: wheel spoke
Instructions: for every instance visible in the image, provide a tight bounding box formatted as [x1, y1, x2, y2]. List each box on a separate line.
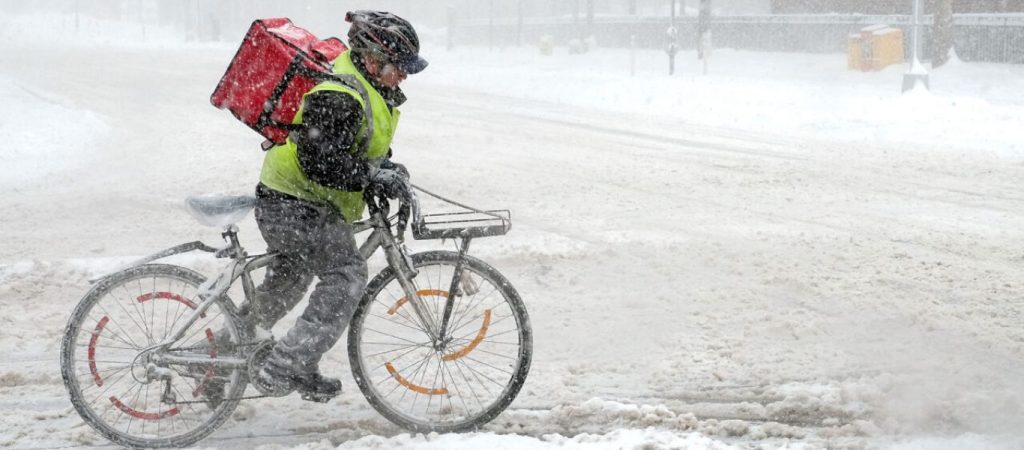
[451, 357, 490, 408]
[369, 311, 430, 335]
[362, 327, 430, 346]
[447, 307, 511, 341]
[440, 358, 472, 416]
[447, 283, 499, 337]
[122, 282, 155, 345]
[378, 285, 429, 333]
[452, 344, 518, 360]
[462, 354, 514, 381]
[454, 357, 503, 395]
[365, 341, 431, 358]
[91, 302, 144, 350]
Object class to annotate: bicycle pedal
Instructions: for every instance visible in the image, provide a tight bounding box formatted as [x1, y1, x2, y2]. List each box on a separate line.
[300, 391, 337, 403]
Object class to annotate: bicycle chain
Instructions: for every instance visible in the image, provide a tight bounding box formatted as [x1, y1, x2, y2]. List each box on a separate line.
[172, 340, 267, 352]
[173, 394, 271, 404]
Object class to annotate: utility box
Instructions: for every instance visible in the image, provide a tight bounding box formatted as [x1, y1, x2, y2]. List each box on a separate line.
[539, 34, 554, 55]
[848, 24, 905, 71]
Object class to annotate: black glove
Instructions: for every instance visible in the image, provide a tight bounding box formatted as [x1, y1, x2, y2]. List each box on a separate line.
[379, 159, 409, 178]
[369, 167, 410, 201]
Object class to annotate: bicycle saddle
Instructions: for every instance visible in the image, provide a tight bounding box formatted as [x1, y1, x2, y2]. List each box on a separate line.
[185, 195, 257, 227]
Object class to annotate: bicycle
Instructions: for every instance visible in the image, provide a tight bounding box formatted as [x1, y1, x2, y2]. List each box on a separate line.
[59, 187, 533, 448]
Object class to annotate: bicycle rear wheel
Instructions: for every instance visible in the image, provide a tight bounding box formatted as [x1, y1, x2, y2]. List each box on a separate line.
[349, 251, 532, 432]
[60, 264, 246, 448]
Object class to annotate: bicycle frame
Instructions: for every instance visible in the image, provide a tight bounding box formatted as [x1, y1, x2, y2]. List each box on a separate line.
[134, 205, 447, 370]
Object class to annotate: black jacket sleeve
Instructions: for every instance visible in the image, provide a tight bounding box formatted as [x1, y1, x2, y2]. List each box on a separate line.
[294, 90, 369, 191]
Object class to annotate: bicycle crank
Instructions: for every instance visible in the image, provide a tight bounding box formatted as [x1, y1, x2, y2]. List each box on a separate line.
[246, 340, 293, 397]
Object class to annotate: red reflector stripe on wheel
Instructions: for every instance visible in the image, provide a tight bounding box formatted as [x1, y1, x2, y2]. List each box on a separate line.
[109, 396, 179, 420]
[192, 328, 218, 398]
[136, 291, 205, 318]
[88, 316, 109, 387]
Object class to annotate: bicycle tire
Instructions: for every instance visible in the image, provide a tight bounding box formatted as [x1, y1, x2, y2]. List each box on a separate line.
[60, 264, 247, 448]
[348, 251, 532, 432]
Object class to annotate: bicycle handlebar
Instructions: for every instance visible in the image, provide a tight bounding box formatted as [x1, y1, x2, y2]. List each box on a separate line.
[363, 182, 417, 240]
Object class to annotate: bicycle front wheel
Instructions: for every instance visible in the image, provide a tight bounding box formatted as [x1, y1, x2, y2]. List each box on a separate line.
[60, 264, 247, 448]
[349, 251, 532, 432]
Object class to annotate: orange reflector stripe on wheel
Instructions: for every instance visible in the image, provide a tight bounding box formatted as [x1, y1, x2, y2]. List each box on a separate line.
[443, 309, 491, 362]
[384, 362, 449, 395]
[387, 289, 449, 315]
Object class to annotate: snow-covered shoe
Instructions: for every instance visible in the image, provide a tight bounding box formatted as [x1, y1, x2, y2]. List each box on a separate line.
[293, 373, 342, 403]
[253, 364, 297, 397]
[255, 365, 340, 402]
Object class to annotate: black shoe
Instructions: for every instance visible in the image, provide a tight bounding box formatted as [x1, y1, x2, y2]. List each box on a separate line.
[254, 363, 297, 397]
[292, 373, 342, 403]
[255, 365, 341, 402]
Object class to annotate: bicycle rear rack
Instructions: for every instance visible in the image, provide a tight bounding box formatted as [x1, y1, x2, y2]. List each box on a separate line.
[412, 210, 511, 240]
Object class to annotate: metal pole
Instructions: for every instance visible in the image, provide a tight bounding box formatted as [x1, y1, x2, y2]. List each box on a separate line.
[912, 0, 921, 60]
[586, 0, 594, 41]
[575, 0, 581, 40]
[667, 0, 678, 75]
[517, 0, 524, 46]
[447, 4, 456, 51]
[139, 0, 146, 41]
[902, 0, 930, 92]
[698, 0, 712, 75]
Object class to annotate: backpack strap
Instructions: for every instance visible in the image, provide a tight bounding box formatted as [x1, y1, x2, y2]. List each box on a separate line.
[258, 56, 374, 155]
[320, 73, 374, 157]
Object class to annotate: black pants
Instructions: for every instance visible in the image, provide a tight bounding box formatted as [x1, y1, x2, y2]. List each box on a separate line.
[246, 186, 367, 374]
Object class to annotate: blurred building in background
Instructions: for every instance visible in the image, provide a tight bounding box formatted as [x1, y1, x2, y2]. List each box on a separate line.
[1, 0, 1021, 63]
[770, 0, 1024, 14]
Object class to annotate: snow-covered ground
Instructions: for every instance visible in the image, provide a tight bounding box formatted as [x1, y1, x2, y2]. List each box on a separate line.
[1, 12, 1023, 450]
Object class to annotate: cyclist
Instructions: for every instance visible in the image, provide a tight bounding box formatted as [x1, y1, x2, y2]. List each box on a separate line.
[241, 10, 427, 401]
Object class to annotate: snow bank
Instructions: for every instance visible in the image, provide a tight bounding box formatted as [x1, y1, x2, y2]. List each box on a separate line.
[0, 76, 108, 188]
[0, 11, 229, 49]
[887, 433, 1024, 450]
[328, 428, 743, 450]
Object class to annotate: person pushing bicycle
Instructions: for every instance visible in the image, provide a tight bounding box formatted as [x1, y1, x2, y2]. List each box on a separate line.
[60, 10, 531, 446]
[241, 10, 427, 401]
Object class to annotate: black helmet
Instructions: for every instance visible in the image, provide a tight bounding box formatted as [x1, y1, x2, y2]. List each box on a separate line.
[346, 10, 428, 74]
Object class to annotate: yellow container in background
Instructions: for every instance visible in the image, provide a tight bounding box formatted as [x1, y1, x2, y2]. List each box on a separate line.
[848, 33, 865, 70]
[868, 27, 905, 70]
[847, 25, 905, 71]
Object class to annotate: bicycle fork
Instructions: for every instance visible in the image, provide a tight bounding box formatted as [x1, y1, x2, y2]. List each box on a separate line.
[375, 226, 446, 345]
[377, 230, 476, 350]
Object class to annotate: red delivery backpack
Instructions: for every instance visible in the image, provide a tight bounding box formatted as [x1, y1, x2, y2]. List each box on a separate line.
[211, 18, 348, 146]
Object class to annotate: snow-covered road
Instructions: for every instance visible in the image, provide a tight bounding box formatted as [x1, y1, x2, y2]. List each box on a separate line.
[2, 13, 1023, 450]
